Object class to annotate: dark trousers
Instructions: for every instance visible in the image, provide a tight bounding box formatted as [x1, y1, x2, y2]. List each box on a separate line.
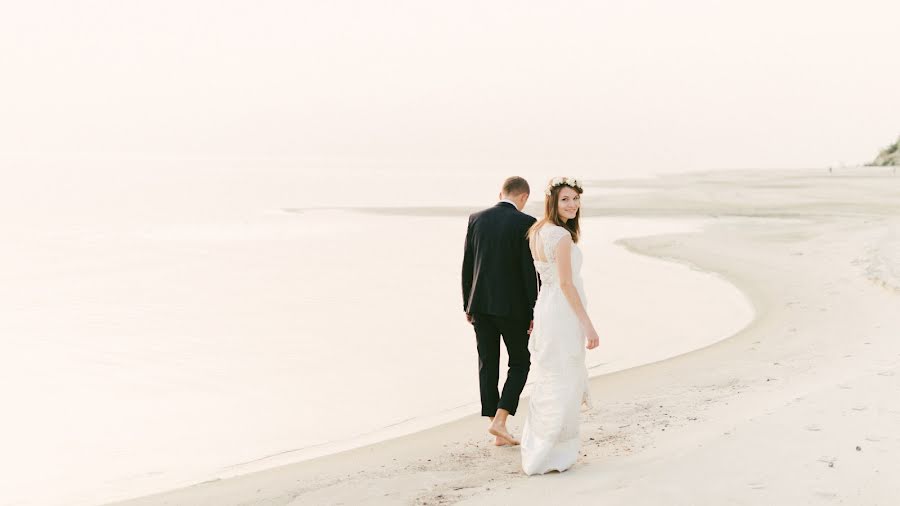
[471, 312, 531, 417]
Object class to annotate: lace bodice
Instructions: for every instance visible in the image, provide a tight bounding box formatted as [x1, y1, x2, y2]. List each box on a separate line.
[531, 224, 583, 287]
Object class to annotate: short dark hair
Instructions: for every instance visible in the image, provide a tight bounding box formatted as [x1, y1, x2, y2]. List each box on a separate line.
[501, 176, 530, 197]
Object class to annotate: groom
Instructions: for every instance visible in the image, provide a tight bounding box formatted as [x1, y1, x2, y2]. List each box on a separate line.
[462, 176, 539, 446]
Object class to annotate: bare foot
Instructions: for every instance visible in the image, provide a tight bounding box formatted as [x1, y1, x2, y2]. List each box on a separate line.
[488, 423, 520, 446]
[493, 435, 510, 446]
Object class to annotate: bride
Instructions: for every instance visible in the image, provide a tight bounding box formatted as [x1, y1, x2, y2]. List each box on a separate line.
[521, 177, 600, 475]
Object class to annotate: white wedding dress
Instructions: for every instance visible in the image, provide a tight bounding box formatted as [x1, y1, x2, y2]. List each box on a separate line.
[521, 224, 593, 475]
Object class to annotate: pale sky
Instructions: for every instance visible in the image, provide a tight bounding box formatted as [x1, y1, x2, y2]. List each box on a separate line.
[1, 0, 898, 171]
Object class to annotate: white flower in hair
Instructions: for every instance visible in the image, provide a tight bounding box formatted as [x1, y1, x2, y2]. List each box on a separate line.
[545, 176, 583, 196]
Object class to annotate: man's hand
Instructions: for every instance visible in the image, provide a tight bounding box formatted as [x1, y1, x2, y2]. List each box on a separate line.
[466, 313, 474, 325]
[527, 320, 534, 335]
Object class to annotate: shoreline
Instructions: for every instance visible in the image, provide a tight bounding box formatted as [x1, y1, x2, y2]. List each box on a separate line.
[107, 228, 760, 506]
[102, 214, 754, 506]
[108, 167, 900, 505]
[111, 167, 900, 505]
[114, 169, 900, 504]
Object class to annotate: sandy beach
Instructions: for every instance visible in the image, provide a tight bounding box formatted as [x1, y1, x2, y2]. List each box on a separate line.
[109, 167, 900, 505]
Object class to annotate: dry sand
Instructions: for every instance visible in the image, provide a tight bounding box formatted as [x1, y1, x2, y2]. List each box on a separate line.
[112, 168, 900, 506]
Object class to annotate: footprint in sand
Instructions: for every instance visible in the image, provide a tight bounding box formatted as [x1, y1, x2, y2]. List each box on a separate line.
[817, 457, 836, 468]
[805, 424, 823, 432]
[877, 370, 895, 377]
[851, 405, 868, 411]
[748, 481, 766, 490]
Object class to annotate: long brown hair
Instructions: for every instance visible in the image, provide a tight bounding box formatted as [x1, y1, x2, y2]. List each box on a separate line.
[528, 180, 583, 244]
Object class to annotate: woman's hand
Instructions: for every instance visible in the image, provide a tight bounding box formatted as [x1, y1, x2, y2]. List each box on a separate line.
[586, 328, 599, 350]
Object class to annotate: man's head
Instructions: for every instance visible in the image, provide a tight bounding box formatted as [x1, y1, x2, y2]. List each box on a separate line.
[499, 176, 530, 210]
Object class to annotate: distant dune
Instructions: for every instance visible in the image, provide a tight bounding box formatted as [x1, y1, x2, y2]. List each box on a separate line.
[871, 135, 900, 166]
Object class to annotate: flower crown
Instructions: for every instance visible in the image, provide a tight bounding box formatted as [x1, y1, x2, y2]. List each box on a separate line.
[545, 177, 583, 196]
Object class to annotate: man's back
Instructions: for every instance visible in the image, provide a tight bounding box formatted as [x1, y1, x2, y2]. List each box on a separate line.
[462, 202, 538, 320]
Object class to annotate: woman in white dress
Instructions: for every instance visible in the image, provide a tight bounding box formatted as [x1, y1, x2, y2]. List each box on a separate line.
[521, 177, 600, 475]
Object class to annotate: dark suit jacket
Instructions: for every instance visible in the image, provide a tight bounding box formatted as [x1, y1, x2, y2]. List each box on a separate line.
[462, 202, 539, 321]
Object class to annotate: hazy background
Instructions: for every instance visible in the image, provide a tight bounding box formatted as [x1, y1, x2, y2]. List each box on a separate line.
[2, 0, 898, 172]
[2, 3, 896, 504]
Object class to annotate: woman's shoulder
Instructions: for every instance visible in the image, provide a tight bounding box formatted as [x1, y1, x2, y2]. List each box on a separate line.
[537, 224, 572, 243]
[539, 223, 568, 235]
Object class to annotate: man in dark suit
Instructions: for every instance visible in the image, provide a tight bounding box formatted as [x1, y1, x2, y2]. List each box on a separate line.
[462, 176, 539, 446]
